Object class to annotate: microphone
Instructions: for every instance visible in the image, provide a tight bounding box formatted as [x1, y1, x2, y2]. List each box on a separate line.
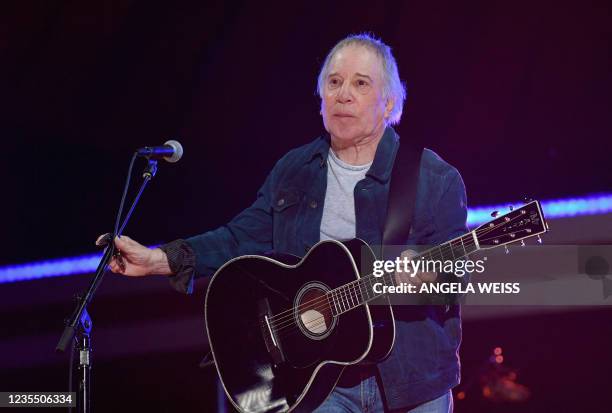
[136, 140, 184, 163]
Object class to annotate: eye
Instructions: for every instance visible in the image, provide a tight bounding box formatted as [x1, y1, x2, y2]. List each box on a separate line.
[328, 77, 341, 89]
[356, 79, 369, 88]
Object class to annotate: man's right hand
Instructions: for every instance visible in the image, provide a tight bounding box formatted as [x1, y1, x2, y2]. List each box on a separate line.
[95, 234, 172, 277]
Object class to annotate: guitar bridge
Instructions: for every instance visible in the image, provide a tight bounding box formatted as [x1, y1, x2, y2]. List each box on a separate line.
[258, 298, 286, 366]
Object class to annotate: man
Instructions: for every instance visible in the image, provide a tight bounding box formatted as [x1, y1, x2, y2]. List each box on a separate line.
[102, 34, 466, 412]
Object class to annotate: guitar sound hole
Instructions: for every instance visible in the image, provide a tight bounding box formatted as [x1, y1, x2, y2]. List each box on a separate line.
[294, 282, 336, 340]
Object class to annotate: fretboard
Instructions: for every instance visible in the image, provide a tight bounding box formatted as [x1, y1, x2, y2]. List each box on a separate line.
[327, 231, 480, 315]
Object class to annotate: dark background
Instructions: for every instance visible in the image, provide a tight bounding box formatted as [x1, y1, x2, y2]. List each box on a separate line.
[2, 1, 611, 264]
[1, 1, 611, 412]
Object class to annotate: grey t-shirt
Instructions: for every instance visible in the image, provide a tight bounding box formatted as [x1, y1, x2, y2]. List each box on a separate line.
[319, 149, 372, 241]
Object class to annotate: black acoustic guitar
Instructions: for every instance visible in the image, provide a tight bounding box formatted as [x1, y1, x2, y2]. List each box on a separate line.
[205, 201, 548, 412]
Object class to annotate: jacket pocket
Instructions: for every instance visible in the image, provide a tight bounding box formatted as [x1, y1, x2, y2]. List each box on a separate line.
[272, 188, 303, 253]
[272, 188, 301, 212]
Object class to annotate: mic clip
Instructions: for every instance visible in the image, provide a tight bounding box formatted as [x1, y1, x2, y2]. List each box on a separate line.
[142, 158, 158, 179]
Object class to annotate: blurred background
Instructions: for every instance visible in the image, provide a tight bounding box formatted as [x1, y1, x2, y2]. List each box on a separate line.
[1, 1, 611, 412]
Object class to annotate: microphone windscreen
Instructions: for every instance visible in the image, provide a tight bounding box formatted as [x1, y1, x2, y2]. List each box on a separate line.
[164, 139, 183, 163]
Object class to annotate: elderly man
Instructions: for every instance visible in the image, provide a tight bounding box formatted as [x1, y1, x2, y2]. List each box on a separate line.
[103, 34, 466, 413]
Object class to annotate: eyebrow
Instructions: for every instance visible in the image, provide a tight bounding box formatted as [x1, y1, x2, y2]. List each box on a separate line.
[327, 72, 373, 81]
[355, 73, 373, 81]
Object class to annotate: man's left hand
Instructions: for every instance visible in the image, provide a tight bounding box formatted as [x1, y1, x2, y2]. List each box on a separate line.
[394, 249, 437, 288]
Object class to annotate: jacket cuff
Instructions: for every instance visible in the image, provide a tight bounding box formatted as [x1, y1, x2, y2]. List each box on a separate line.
[159, 239, 196, 294]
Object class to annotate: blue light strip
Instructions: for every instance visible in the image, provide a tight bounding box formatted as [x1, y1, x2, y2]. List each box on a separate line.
[0, 253, 104, 283]
[1, 194, 611, 284]
[467, 193, 612, 227]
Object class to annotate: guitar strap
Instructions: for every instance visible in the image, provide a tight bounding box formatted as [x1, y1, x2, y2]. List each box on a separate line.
[381, 132, 423, 257]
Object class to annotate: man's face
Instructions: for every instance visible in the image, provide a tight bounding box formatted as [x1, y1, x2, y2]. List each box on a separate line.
[321, 45, 392, 145]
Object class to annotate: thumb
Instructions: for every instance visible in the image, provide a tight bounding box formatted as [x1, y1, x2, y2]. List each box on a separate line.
[114, 235, 132, 250]
[401, 249, 419, 260]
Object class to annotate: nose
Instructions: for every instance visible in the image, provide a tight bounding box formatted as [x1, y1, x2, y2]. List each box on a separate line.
[336, 82, 353, 104]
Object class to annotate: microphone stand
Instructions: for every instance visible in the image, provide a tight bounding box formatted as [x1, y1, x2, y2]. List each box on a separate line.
[56, 158, 159, 413]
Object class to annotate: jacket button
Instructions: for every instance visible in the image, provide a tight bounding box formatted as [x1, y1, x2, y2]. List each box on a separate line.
[277, 198, 285, 206]
[310, 200, 318, 208]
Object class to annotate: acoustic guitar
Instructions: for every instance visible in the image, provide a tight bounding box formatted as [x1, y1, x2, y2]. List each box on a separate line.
[205, 200, 548, 412]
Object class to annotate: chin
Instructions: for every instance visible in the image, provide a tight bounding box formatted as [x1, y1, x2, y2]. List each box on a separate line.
[328, 122, 363, 144]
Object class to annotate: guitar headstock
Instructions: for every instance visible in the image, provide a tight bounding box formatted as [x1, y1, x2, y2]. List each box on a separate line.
[475, 200, 549, 249]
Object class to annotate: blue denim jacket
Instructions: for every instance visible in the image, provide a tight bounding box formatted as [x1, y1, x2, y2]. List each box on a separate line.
[184, 126, 468, 409]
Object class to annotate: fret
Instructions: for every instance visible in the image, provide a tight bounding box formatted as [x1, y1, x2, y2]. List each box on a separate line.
[348, 285, 355, 307]
[471, 230, 480, 250]
[326, 293, 333, 316]
[352, 282, 362, 308]
[349, 284, 356, 308]
[459, 236, 467, 256]
[443, 242, 455, 261]
[446, 242, 455, 260]
[465, 232, 480, 254]
[358, 281, 366, 303]
[332, 290, 340, 315]
[367, 276, 377, 301]
[357, 280, 368, 303]
[339, 288, 347, 313]
[342, 286, 350, 311]
[450, 239, 463, 261]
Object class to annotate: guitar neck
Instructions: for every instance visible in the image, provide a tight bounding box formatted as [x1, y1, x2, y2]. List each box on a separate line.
[327, 231, 480, 315]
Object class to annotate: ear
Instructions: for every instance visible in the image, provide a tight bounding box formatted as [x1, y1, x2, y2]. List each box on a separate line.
[384, 98, 395, 120]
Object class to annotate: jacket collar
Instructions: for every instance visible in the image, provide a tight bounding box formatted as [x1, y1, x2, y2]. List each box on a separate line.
[307, 126, 399, 183]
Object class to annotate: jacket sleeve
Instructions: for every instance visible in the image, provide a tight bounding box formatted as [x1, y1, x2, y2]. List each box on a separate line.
[163, 169, 275, 294]
[429, 167, 469, 303]
[430, 168, 468, 246]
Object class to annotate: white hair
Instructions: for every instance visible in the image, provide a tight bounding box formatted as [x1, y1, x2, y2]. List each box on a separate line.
[317, 33, 406, 125]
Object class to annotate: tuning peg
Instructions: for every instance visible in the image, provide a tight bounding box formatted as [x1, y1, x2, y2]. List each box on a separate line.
[520, 240, 525, 247]
[537, 235, 542, 244]
[491, 211, 500, 217]
[509, 205, 514, 211]
[505, 245, 510, 254]
[523, 195, 533, 202]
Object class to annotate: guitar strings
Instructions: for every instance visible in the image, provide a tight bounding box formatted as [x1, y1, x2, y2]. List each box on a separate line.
[267, 236, 480, 334]
[265, 210, 533, 334]
[268, 235, 483, 334]
[266, 233, 471, 327]
[275, 224, 526, 332]
[267, 234, 480, 333]
[275, 225, 540, 337]
[273, 226, 538, 338]
[266, 232, 479, 330]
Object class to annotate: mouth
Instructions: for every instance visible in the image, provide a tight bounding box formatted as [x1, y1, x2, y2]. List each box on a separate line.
[333, 113, 355, 118]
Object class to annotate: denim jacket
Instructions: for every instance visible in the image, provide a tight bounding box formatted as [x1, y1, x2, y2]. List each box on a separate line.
[176, 126, 468, 409]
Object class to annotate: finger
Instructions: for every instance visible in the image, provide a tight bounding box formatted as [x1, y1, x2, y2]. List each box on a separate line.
[116, 252, 126, 273]
[401, 249, 418, 260]
[406, 274, 423, 288]
[395, 271, 423, 287]
[114, 235, 130, 249]
[418, 271, 438, 283]
[114, 235, 140, 253]
[108, 259, 122, 274]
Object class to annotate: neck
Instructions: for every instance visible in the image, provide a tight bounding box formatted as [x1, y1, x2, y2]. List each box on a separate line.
[328, 231, 480, 315]
[330, 124, 386, 165]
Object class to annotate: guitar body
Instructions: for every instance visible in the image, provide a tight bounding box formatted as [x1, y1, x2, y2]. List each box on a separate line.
[205, 239, 395, 413]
